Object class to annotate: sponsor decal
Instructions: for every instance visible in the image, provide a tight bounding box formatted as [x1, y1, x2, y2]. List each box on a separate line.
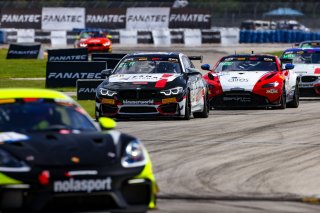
[162, 97, 176, 104]
[223, 97, 251, 103]
[155, 73, 174, 88]
[299, 83, 314, 88]
[0, 132, 29, 143]
[101, 98, 115, 105]
[48, 73, 101, 79]
[266, 89, 279, 94]
[79, 88, 96, 93]
[53, 177, 112, 193]
[228, 77, 249, 82]
[48, 55, 88, 61]
[123, 100, 154, 105]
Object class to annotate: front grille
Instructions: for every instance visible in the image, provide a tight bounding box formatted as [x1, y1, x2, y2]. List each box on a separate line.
[159, 103, 178, 113]
[88, 43, 102, 47]
[301, 76, 318, 82]
[212, 91, 268, 107]
[119, 90, 158, 99]
[120, 107, 157, 113]
[101, 105, 118, 114]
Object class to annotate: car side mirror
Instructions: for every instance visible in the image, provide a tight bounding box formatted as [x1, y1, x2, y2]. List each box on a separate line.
[98, 117, 116, 130]
[284, 63, 295, 70]
[201, 64, 211, 71]
[101, 69, 113, 79]
[107, 35, 113, 39]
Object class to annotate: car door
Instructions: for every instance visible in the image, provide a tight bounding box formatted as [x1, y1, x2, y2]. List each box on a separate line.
[181, 56, 204, 110]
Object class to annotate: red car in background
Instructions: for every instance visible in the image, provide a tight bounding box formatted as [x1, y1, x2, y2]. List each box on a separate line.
[75, 31, 112, 52]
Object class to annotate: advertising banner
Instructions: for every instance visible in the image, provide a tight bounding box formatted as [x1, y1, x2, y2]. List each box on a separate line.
[47, 48, 88, 62]
[77, 79, 104, 100]
[7, 43, 41, 59]
[184, 29, 201, 46]
[201, 30, 221, 43]
[17, 29, 35, 43]
[126, 7, 170, 30]
[46, 61, 106, 87]
[50, 31, 67, 47]
[152, 29, 171, 46]
[86, 9, 126, 29]
[0, 9, 41, 29]
[42, 7, 85, 30]
[220, 28, 240, 45]
[119, 30, 137, 45]
[169, 9, 211, 29]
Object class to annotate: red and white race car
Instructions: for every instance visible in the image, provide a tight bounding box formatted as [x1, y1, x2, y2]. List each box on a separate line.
[75, 31, 112, 52]
[201, 54, 299, 109]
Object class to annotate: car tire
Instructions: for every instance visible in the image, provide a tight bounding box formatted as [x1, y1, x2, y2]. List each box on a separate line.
[278, 85, 287, 109]
[193, 94, 209, 118]
[182, 93, 191, 120]
[287, 83, 299, 108]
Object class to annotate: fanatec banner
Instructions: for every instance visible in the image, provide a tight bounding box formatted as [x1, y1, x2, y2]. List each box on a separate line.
[0, 9, 42, 29]
[86, 9, 126, 29]
[47, 48, 88, 62]
[126, 7, 170, 30]
[42, 7, 85, 30]
[169, 9, 211, 29]
[46, 61, 106, 87]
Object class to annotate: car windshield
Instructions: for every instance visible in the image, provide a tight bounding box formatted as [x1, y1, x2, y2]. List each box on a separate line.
[0, 101, 97, 132]
[282, 51, 320, 64]
[80, 32, 106, 39]
[300, 42, 320, 48]
[215, 57, 277, 72]
[114, 57, 182, 74]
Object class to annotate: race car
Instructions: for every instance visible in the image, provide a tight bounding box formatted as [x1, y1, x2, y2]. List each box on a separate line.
[75, 30, 112, 53]
[0, 88, 157, 212]
[296, 40, 320, 48]
[95, 52, 209, 120]
[281, 48, 320, 96]
[201, 54, 299, 109]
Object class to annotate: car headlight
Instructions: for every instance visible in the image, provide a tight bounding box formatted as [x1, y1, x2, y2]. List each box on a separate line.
[79, 43, 87, 47]
[160, 87, 183, 96]
[99, 88, 117, 96]
[121, 140, 147, 168]
[103, 41, 111, 46]
[262, 81, 279, 88]
[0, 149, 30, 172]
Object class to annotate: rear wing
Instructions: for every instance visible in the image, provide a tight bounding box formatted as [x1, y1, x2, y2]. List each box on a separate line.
[188, 56, 203, 63]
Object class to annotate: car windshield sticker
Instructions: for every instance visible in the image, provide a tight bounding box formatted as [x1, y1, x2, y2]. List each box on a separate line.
[168, 58, 178, 62]
[283, 54, 295, 59]
[297, 51, 304, 54]
[138, 57, 148, 61]
[264, 58, 274, 62]
[0, 132, 29, 143]
[220, 62, 233, 66]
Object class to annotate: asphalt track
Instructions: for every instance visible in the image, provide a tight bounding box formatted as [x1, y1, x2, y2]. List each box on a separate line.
[115, 44, 320, 213]
[50, 44, 320, 212]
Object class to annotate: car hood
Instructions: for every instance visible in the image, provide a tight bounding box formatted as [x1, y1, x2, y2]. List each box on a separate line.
[0, 131, 120, 167]
[85, 38, 110, 44]
[103, 73, 183, 90]
[217, 71, 269, 91]
[292, 64, 320, 75]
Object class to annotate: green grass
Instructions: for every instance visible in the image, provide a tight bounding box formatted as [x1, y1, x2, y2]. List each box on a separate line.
[72, 97, 95, 118]
[0, 49, 47, 78]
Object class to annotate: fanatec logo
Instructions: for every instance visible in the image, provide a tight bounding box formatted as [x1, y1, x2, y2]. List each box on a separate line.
[48, 73, 101, 79]
[79, 88, 96, 93]
[48, 55, 87, 61]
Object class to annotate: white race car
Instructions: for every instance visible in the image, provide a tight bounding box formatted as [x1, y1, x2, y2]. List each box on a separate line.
[202, 54, 299, 109]
[281, 48, 320, 96]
